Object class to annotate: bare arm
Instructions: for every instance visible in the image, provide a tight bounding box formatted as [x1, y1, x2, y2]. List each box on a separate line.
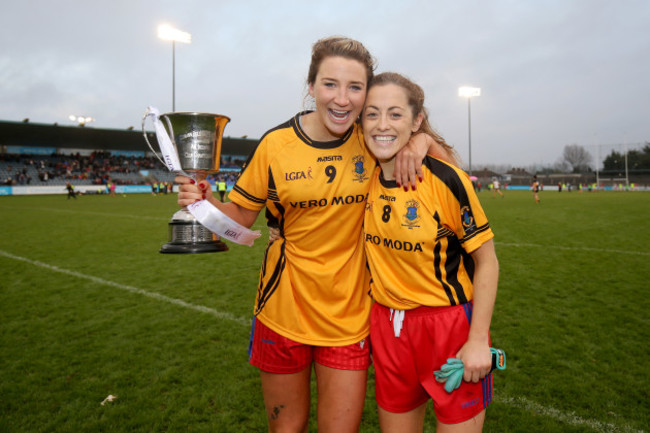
[175, 175, 260, 228]
[456, 239, 499, 383]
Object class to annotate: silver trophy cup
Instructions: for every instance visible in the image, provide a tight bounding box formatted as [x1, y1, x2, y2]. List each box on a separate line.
[143, 111, 231, 254]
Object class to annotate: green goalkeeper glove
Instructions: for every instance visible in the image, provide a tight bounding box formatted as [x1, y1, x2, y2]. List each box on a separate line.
[434, 348, 506, 393]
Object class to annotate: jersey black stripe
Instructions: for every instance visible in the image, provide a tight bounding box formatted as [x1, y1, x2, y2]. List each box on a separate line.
[461, 223, 491, 244]
[271, 201, 286, 237]
[444, 236, 470, 304]
[424, 156, 472, 210]
[267, 166, 279, 202]
[425, 156, 488, 245]
[232, 184, 265, 204]
[433, 240, 457, 305]
[255, 240, 286, 315]
[461, 248, 475, 282]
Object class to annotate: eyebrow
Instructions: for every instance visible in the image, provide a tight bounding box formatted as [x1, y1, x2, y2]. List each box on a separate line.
[320, 77, 366, 86]
[365, 105, 405, 111]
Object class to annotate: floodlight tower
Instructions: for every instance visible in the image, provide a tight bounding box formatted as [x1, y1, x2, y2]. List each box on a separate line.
[157, 24, 192, 112]
[458, 86, 481, 176]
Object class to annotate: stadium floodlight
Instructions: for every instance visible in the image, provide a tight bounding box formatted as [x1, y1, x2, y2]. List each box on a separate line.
[157, 24, 192, 112]
[157, 24, 192, 44]
[69, 115, 95, 126]
[458, 86, 481, 176]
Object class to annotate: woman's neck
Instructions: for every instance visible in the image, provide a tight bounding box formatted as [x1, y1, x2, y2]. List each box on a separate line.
[379, 159, 396, 180]
[301, 112, 343, 142]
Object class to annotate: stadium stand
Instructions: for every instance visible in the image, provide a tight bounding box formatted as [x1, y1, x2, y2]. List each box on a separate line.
[0, 120, 256, 188]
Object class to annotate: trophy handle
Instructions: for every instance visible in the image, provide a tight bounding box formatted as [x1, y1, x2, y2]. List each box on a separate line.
[213, 116, 230, 172]
[141, 109, 171, 168]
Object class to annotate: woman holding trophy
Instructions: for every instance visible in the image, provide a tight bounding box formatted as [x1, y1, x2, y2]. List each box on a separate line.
[175, 36, 456, 433]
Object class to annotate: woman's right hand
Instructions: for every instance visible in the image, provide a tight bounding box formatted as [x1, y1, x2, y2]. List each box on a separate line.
[175, 175, 203, 208]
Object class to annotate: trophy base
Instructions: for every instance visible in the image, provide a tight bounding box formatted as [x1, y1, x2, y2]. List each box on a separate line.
[160, 209, 229, 254]
[160, 240, 229, 254]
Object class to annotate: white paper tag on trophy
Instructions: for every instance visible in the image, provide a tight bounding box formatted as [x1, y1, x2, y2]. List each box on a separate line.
[187, 200, 261, 247]
[144, 106, 185, 173]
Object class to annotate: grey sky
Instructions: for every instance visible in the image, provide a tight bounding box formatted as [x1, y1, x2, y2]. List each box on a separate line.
[1, 0, 648, 168]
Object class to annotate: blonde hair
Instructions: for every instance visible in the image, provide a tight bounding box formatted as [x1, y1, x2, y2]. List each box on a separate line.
[369, 72, 459, 164]
[307, 36, 376, 87]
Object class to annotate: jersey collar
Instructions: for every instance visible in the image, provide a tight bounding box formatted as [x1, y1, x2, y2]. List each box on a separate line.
[291, 111, 356, 149]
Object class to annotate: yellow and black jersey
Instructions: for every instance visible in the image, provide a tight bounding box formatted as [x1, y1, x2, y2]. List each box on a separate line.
[228, 112, 376, 346]
[363, 155, 494, 310]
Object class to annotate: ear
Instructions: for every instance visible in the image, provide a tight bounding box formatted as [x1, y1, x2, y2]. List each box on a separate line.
[308, 82, 315, 98]
[412, 112, 424, 133]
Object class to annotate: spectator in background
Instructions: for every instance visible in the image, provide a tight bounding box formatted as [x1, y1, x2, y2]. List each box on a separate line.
[217, 177, 227, 202]
[65, 182, 77, 200]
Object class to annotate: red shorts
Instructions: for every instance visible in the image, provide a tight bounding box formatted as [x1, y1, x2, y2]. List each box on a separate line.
[248, 317, 371, 373]
[370, 302, 492, 424]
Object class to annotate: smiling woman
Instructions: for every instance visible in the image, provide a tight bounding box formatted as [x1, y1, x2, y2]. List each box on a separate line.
[303, 56, 368, 141]
[362, 72, 498, 433]
[363, 83, 424, 166]
[363, 72, 458, 170]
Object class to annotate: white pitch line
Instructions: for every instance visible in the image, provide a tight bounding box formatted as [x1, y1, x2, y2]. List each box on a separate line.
[2, 206, 268, 230]
[3, 206, 168, 221]
[498, 395, 646, 433]
[1, 249, 645, 432]
[495, 242, 650, 257]
[0, 249, 250, 327]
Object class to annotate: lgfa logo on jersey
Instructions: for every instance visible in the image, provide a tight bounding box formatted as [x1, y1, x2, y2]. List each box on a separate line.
[285, 166, 313, 181]
[402, 199, 421, 229]
[352, 155, 368, 182]
[460, 205, 477, 232]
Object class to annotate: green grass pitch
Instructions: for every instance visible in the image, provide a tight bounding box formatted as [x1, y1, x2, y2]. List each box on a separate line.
[1, 190, 648, 432]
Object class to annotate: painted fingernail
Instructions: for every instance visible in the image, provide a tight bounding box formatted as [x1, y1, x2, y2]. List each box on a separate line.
[202, 193, 206, 199]
[190, 179, 196, 184]
[403, 186, 408, 192]
[412, 185, 417, 191]
[419, 176, 423, 182]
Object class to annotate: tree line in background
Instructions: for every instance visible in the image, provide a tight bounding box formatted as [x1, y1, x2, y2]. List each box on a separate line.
[475, 142, 650, 176]
[601, 143, 650, 173]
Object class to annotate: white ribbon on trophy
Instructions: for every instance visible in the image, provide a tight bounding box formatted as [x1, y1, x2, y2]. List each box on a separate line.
[143, 106, 261, 247]
[187, 200, 261, 247]
[143, 106, 189, 176]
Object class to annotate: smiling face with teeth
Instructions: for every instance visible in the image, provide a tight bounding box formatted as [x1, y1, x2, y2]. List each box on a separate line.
[304, 56, 368, 141]
[362, 83, 423, 176]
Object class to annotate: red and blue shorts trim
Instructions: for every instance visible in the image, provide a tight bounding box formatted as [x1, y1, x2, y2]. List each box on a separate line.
[248, 317, 370, 373]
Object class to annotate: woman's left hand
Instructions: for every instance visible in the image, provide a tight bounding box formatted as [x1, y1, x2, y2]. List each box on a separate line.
[393, 135, 426, 190]
[456, 339, 492, 383]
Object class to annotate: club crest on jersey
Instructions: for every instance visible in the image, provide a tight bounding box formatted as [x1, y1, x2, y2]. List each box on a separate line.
[402, 199, 421, 229]
[461, 206, 477, 232]
[352, 155, 369, 182]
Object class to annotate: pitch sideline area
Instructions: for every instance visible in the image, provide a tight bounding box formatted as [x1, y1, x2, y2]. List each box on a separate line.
[1, 247, 645, 433]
